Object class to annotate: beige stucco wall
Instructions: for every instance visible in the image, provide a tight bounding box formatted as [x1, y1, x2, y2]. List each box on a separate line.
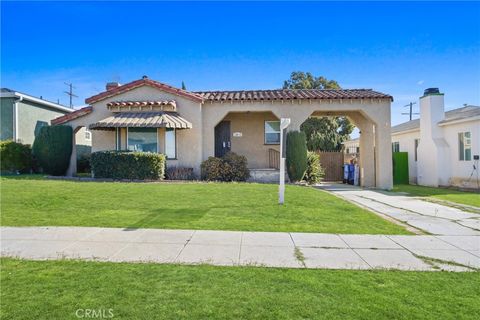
[64, 84, 392, 189]
[202, 99, 392, 189]
[223, 111, 279, 168]
[66, 86, 203, 176]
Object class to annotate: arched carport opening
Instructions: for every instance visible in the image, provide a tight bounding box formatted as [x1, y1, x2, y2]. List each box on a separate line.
[298, 110, 377, 188]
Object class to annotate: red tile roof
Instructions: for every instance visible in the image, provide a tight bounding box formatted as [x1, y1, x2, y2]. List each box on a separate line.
[85, 78, 204, 104]
[51, 106, 93, 125]
[194, 89, 393, 102]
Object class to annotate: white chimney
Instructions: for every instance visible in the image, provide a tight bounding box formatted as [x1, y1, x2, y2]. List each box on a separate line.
[417, 88, 450, 187]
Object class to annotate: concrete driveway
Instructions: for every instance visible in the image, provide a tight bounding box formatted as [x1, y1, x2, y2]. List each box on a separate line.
[1, 226, 479, 272]
[318, 183, 480, 236]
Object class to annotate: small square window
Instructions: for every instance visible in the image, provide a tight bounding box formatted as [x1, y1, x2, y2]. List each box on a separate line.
[85, 130, 92, 141]
[265, 121, 280, 144]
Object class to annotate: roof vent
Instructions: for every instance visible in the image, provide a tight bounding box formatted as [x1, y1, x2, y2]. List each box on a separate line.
[423, 88, 440, 96]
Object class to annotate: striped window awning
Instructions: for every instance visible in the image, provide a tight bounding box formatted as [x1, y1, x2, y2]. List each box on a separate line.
[89, 112, 192, 130]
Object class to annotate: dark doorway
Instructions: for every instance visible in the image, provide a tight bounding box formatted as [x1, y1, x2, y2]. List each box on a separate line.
[215, 121, 231, 157]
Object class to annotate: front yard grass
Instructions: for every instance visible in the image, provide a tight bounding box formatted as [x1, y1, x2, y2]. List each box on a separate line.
[0, 176, 409, 234]
[393, 184, 480, 208]
[1, 258, 479, 320]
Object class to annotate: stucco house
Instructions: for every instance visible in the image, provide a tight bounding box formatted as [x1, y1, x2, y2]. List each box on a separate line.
[52, 76, 394, 189]
[391, 89, 479, 188]
[0, 88, 92, 158]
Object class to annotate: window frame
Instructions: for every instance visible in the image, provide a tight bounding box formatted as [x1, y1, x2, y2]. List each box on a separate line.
[126, 127, 158, 153]
[165, 128, 177, 159]
[264, 120, 281, 145]
[459, 132, 472, 161]
[85, 130, 92, 141]
[392, 142, 400, 153]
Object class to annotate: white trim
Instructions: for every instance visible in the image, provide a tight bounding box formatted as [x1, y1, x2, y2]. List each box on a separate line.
[438, 115, 480, 127]
[1, 91, 74, 113]
[391, 128, 420, 136]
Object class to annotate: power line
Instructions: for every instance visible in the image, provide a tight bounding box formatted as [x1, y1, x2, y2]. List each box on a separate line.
[401, 102, 419, 121]
[63, 82, 78, 108]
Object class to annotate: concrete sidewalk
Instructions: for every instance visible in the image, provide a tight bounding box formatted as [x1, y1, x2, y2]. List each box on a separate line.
[1, 227, 479, 272]
[318, 183, 480, 236]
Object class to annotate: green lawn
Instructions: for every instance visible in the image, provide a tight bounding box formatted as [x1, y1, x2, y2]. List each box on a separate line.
[0, 176, 409, 234]
[1, 258, 479, 320]
[393, 184, 480, 208]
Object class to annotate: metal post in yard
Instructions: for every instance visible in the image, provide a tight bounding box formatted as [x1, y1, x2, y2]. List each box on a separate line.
[279, 118, 291, 205]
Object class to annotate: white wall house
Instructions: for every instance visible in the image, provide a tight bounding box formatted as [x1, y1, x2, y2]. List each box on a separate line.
[391, 88, 479, 189]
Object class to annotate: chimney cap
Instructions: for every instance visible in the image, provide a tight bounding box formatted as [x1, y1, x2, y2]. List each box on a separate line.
[423, 88, 441, 96]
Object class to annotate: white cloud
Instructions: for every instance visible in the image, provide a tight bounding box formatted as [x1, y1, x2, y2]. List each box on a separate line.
[417, 80, 425, 85]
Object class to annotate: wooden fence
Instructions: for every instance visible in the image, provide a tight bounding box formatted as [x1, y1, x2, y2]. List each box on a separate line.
[317, 151, 344, 181]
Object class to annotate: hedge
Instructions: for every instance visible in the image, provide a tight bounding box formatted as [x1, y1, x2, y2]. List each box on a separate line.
[0, 140, 33, 173]
[201, 152, 250, 182]
[91, 151, 165, 180]
[286, 130, 308, 182]
[32, 125, 73, 176]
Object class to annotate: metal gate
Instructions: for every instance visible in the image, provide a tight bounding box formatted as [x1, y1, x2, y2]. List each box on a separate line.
[318, 151, 344, 181]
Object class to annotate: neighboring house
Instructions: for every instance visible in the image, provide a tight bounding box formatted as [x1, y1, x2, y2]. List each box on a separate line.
[391, 88, 479, 188]
[0, 88, 92, 154]
[52, 76, 394, 188]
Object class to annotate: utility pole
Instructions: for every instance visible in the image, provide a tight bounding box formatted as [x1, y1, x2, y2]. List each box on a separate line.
[401, 102, 419, 121]
[64, 82, 78, 108]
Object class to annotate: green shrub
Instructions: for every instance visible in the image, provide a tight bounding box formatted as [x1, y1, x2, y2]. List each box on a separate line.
[286, 131, 308, 182]
[91, 151, 165, 180]
[303, 151, 324, 184]
[0, 140, 33, 173]
[201, 157, 228, 181]
[223, 152, 250, 181]
[32, 125, 73, 176]
[201, 152, 250, 182]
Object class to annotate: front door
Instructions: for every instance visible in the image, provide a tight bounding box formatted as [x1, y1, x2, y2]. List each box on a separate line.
[215, 121, 231, 157]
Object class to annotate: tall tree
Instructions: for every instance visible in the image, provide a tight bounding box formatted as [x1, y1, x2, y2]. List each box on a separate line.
[181, 81, 186, 90]
[283, 72, 354, 151]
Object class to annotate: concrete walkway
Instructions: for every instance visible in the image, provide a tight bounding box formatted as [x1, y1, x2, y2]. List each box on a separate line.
[1, 227, 479, 272]
[318, 183, 480, 236]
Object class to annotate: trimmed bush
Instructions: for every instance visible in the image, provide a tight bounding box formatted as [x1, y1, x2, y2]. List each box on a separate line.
[91, 151, 165, 180]
[223, 152, 250, 181]
[0, 140, 33, 173]
[303, 151, 324, 185]
[201, 152, 250, 182]
[32, 125, 73, 176]
[286, 131, 308, 182]
[166, 167, 195, 180]
[201, 157, 228, 181]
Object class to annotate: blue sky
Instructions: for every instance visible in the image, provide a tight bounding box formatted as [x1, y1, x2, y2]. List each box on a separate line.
[2, 1, 479, 129]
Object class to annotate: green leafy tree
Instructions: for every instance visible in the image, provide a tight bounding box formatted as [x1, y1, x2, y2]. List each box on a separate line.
[283, 72, 354, 151]
[181, 81, 186, 90]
